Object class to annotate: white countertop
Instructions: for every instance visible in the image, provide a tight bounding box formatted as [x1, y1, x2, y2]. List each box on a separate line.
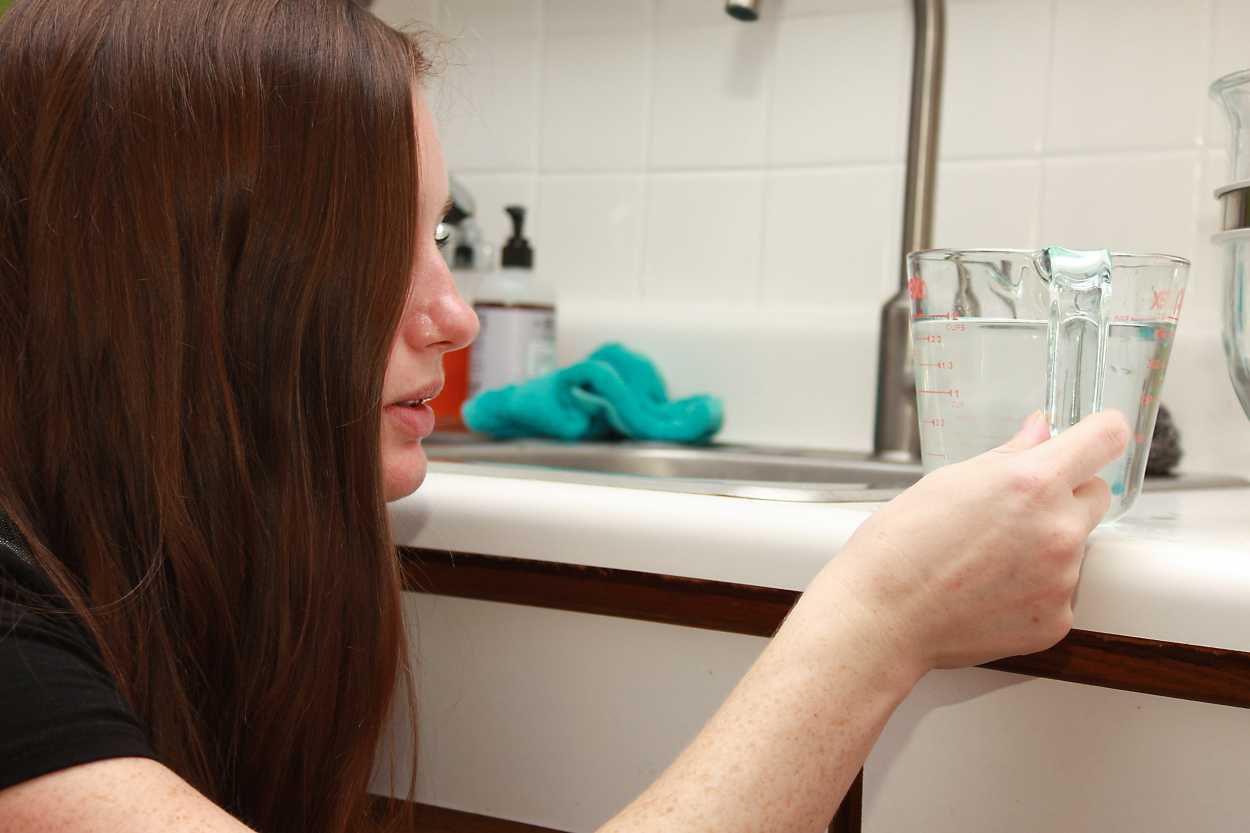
[389, 468, 1250, 653]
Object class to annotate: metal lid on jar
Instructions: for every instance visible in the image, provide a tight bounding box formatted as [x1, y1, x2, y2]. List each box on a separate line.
[1215, 180, 1250, 232]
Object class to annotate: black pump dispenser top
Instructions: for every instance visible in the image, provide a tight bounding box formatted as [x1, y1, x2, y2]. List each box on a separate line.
[501, 205, 533, 269]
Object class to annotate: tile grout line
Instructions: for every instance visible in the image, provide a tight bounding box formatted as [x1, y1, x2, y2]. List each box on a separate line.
[1033, 0, 1060, 248]
[1193, 0, 1218, 293]
[635, 0, 659, 305]
[1190, 0, 1220, 284]
[455, 145, 1208, 182]
[755, 15, 782, 308]
[531, 0, 547, 251]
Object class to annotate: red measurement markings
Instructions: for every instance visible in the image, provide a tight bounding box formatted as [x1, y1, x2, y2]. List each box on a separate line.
[912, 312, 952, 321]
[946, 322, 968, 332]
[1173, 288, 1186, 315]
[918, 388, 960, 398]
[916, 334, 943, 344]
[922, 418, 945, 428]
[918, 360, 954, 369]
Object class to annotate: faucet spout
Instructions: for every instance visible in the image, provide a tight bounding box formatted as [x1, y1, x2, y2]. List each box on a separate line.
[725, 0, 760, 21]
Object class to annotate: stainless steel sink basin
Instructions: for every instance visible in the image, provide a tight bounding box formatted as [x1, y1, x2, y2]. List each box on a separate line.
[424, 433, 1250, 503]
[426, 438, 921, 502]
[429, 440, 921, 483]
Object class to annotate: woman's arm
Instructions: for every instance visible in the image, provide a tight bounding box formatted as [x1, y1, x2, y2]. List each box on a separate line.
[0, 758, 257, 833]
[599, 410, 1126, 833]
[598, 569, 922, 833]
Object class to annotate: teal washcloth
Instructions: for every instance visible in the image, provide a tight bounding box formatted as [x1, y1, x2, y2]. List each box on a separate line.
[461, 343, 723, 443]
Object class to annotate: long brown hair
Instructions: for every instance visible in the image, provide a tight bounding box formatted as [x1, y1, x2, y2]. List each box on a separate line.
[0, 1, 426, 830]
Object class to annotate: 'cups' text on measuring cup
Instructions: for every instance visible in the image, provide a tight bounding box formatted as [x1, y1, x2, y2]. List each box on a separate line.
[906, 247, 1190, 523]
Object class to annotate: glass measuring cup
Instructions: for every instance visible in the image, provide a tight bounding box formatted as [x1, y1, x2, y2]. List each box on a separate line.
[906, 247, 1190, 523]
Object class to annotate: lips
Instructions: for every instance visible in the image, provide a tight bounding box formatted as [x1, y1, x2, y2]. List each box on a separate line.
[383, 379, 441, 439]
[387, 383, 442, 409]
[384, 400, 436, 438]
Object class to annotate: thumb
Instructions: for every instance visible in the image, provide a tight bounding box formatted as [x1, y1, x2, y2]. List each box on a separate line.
[995, 410, 1051, 453]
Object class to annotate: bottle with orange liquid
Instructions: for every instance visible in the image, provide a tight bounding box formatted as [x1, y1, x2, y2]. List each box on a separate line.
[434, 344, 471, 431]
[430, 178, 486, 432]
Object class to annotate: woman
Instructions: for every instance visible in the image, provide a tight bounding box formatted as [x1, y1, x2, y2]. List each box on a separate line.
[0, 2, 1126, 832]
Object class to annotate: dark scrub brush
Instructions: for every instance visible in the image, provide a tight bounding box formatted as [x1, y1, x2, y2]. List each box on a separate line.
[1145, 403, 1182, 477]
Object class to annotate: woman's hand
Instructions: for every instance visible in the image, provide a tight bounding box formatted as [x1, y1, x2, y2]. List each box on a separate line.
[825, 409, 1129, 674]
[600, 410, 1129, 833]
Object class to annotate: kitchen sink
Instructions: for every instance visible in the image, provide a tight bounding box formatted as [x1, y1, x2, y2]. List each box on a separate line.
[426, 438, 921, 502]
[424, 434, 1249, 503]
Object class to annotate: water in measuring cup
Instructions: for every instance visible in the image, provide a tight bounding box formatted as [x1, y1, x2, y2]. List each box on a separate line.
[913, 317, 1175, 520]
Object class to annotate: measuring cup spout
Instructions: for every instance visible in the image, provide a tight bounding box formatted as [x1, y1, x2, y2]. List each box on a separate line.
[1035, 246, 1113, 437]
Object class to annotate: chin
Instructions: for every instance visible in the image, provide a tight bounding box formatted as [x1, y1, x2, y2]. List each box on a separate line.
[382, 444, 429, 502]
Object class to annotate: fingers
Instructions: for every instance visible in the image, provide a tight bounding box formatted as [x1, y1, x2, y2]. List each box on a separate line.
[994, 410, 1051, 454]
[1072, 476, 1113, 529]
[1030, 410, 1130, 487]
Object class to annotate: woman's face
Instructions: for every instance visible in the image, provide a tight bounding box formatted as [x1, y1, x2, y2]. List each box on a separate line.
[380, 93, 478, 501]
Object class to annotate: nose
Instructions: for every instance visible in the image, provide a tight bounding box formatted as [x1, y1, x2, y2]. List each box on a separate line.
[401, 256, 479, 353]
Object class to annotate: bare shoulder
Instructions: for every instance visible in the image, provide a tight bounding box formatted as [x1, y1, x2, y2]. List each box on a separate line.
[0, 758, 255, 833]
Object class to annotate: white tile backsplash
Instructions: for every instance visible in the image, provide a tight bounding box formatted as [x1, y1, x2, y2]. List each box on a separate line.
[771, 0, 907, 15]
[641, 173, 766, 303]
[437, 0, 541, 35]
[1210, 0, 1250, 81]
[540, 29, 651, 172]
[649, 23, 774, 169]
[372, 0, 1250, 472]
[767, 9, 908, 165]
[1039, 152, 1202, 257]
[427, 27, 541, 172]
[938, 0, 1050, 159]
[933, 159, 1043, 250]
[760, 166, 902, 307]
[655, 0, 745, 28]
[557, 300, 880, 449]
[1047, 0, 1210, 153]
[544, 0, 652, 35]
[535, 176, 646, 301]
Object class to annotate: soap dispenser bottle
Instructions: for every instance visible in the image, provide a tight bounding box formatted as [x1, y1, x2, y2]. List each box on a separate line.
[466, 205, 556, 398]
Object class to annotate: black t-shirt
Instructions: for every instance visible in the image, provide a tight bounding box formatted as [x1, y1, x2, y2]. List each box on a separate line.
[0, 513, 156, 791]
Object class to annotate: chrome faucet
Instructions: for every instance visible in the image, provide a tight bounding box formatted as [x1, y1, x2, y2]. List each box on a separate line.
[874, 0, 945, 461]
[725, 0, 760, 21]
[727, 0, 946, 461]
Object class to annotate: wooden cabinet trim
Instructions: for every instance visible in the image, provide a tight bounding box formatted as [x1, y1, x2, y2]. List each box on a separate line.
[401, 547, 1250, 709]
